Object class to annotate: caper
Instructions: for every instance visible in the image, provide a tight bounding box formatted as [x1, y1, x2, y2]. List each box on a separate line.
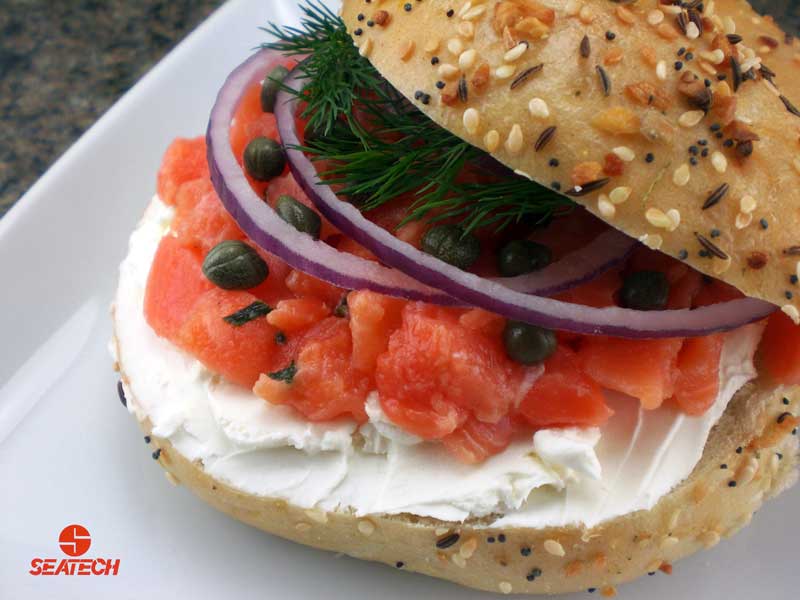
[502, 321, 557, 365]
[497, 240, 552, 277]
[421, 224, 481, 270]
[260, 65, 290, 113]
[202, 240, 269, 289]
[619, 270, 670, 311]
[334, 293, 350, 318]
[243, 137, 286, 181]
[276, 194, 322, 239]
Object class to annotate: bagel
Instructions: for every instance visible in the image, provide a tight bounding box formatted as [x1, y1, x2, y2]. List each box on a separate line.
[112, 0, 800, 594]
[113, 316, 799, 595]
[340, 0, 800, 320]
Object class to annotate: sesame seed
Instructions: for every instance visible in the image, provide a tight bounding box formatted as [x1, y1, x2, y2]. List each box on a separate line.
[152, 448, 161, 460]
[484, 130, 500, 152]
[403, 3, 412, 12]
[353, 28, 363, 36]
[613, 146, 635, 162]
[305, 508, 328, 524]
[647, 9, 664, 25]
[499, 582, 513, 595]
[640, 233, 664, 250]
[606, 30, 616, 41]
[144, 435, 151, 444]
[679, 110, 705, 128]
[462, 108, 480, 134]
[528, 97, 550, 118]
[520, 547, 532, 556]
[598, 196, 616, 218]
[462, 4, 486, 21]
[679, 249, 688, 259]
[458, 48, 477, 70]
[578, 5, 595, 24]
[447, 37, 464, 55]
[660, 536, 679, 550]
[656, 60, 668, 80]
[543, 539, 565, 557]
[438, 63, 459, 80]
[487, 536, 495, 543]
[505, 124, 524, 154]
[495, 64, 516, 80]
[728, 480, 737, 487]
[357, 520, 375, 536]
[645, 153, 655, 163]
[460, 537, 478, 558]
[446, 8, 454, 17]
[358, 38, 373, 57]
[645, 207, 674, 230]
[549, 158, 559, 167]
[673, 163, 691, 186]
[451, 553, 466, 568]
[609, 186, 631, 204]
[504, 42, 528, 62]
[457, 20, 475, 38]
[760, 218, 769, 229]
[735, 212, 753, 229]
[781, 304, 800, 324]
[294, 522, 312, 532]
[674, 60, 684, 71]
[740, 195, 756, 213]
[395, 561, 404, 568]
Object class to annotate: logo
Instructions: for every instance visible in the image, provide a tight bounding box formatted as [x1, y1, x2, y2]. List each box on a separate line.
[29, 524, 120, 576]
[58, 525, 91, 557]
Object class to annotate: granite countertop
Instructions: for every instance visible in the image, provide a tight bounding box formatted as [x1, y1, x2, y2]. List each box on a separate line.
[0, 0, 223, 217]
[1, 1, 799, 218]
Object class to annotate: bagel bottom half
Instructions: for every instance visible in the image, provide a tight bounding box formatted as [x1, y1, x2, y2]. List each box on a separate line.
[111, 321, 799, 595]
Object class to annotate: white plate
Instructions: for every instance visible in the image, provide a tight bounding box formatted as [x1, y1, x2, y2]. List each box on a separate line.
[0, 0, 798, 598]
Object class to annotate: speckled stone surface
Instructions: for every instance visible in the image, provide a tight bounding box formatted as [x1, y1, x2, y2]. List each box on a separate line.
[0, 0, 223, 217]
[1, 1, 799, 218]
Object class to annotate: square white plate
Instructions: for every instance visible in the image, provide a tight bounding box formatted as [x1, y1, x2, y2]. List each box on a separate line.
[0, 0, 798, 598]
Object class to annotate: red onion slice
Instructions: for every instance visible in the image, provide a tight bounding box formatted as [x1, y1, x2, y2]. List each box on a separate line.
[206, 49, 456, 304]
[270, 58, 775, 337]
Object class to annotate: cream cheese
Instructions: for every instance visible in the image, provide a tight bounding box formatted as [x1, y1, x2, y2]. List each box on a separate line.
[113, 197, 764, 527]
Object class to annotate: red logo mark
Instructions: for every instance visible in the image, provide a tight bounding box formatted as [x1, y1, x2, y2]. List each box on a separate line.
[58, 524, 91, 557]
[29, 524, 120, 576]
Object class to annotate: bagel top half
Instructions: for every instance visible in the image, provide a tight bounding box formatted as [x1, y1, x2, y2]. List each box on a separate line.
[340, 0, 800, 319]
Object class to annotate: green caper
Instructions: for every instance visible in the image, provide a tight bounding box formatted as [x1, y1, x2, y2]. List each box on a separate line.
[243, 137, 286, 181]
[619, 270, 670, 311]
[421, 224, 481, 270]
[334, 293, 350, 318]
[502, 321, 557, 365]
[202, 240, 269, 290]
[260, 65, 290, 113]
[276, 194, 322, 239]
[497, 240, 552, 277]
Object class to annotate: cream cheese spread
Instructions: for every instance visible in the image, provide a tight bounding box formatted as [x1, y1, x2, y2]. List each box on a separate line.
[113, 197, 763, 527]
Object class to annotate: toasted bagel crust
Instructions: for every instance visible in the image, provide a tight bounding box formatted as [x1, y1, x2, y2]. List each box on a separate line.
[112, 320, 799, 595]
[340, 0, 800, 319]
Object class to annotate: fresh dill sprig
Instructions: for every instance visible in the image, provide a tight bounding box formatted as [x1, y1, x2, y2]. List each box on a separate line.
[261, 0, 380, 137]
[263, 2, 572, 234]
